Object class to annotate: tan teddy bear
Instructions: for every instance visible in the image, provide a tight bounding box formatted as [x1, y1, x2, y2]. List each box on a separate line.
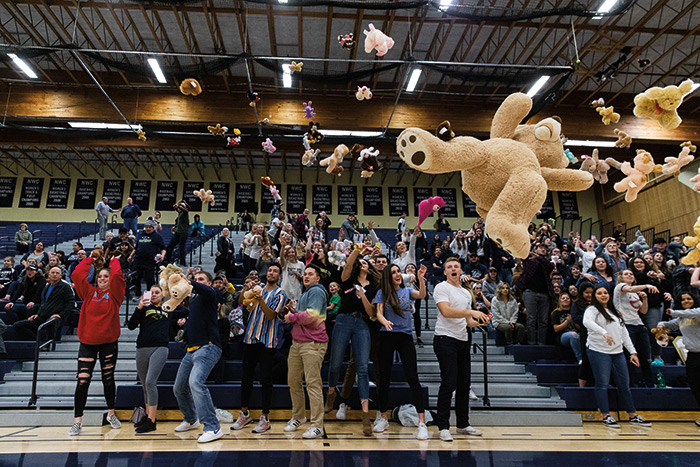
[633, 79, 695, 130]
[681, 141, 697, 153]
[396, 92, 593, 258]
[320, 144, 349, 176]
[242, 285, 263, 311]
[614, 129, 632, 148]
[596, 106, 620, 125]
[158, 264, 193, 312]
[662, 146, 694, 176]
[193, 188, 215, 206]
[610, 149, 663, 202]
[681, 216, 700, 266]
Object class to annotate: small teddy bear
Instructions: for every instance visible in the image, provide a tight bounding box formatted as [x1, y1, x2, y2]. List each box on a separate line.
[681, 216, 700, 265]
[579, 149, 611, 184]
[207, 123, 228, 137]
[303, 101, 316, 119]
[242, 285, 263, 311]
[614, 129, 632, 148]
[290, 61, 303, 72]
[179, 78, 203, 96]
[363, 23, 394, 57]
[662, 146, 694, 176]
[193, 188, 215, 205]
[596, 106, 620, 125]
[302, 148, 320, 167]
[651, 327, 671, 347]
[320, 144, 349, 176]
[338, 33, 356, 49]
[358, 146, 381, 178]
[633, 79, 695, 130]
[681, 141, 697, 153]
[158, 264, 193, 311]
[355, 86, 373, 101]
[136, 129, 147, 142]
[628, 230, 649, 255]
[611, 149, 663, 202]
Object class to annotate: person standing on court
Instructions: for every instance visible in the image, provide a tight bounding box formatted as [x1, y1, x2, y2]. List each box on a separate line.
[173, 269, 225, 443]
[121, 197, 142, 236]
[96, 197, 120, 241]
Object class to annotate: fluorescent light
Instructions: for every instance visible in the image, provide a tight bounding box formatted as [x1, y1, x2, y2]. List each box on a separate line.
[406, 69, 422, 92]
[147, 58, 166, 84]
[438, 0, 452, 9]
[321, 130, 352, 137]
[592, 16, 603, 20]
[68, 122, 142, 130]
[316, 130, 383, 137]
[350, 131, 382, 137]
[282, 64, 292, 88]
[597, 0, 619, 14]
[565, 139, 616, 148]
[7, 53, 38, 79]
[279, 0, 288, 3]
[526, 75, 550, 97]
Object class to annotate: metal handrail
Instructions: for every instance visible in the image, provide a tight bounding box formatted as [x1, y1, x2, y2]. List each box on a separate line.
[94, 218, 98, 242]
[29, 316, 62, 406]
[472, 326, 491, 407]
[78, 221, 86, 239]
[31, 230, 42, 246]
[54, 224, 63, 252]
[110, 214, 118, 234]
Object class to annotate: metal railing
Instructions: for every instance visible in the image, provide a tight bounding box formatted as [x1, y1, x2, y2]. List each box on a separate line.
[110, 214, 118, 234]
[94, 218, 98, 242]
[29, 316, 62, 407]
[472, 326, 491, 407]
[54, 224, 63, 252]
[78, 221, 86, 239]
[31, 230, 42, 246]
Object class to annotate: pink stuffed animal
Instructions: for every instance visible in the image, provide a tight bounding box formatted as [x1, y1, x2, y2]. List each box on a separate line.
[611, 149, 663, 202]
[417, 196, 445, 227]
[661, 146, 694, 176]
[262, 138, 276, 153]
[363, 24, 394, 57]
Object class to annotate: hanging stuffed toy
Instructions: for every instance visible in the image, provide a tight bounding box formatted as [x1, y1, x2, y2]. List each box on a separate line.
[224, 129, 242, 150]
[681, 141, 697, 153]
[417, 197, 445, 227]
[261, 176, 274, 188]
[690, 169, 700, 192]
[179, 78, 203, 96]
[307, 121, 324, 143]
[247, 91, 260, 108]
[609, 149, 663, 202]
[320, 144, 349, 176]
[207, 123, 228, 137]
[589, 98, 605, 108]
[262, 138, 276, 153]
[596, 106, 620, 125]
[356, 86, 373, 101]
[435, 121, 455, 141]
[363, 23, 394, 57]
[193, 188, 215, 206]
[358, 146, 381, 178]
[302, 133, 320, 167]
[681, 217, 700, 265]
[137, 129, 147, 142]
[579, 149, 610, 184]
[303, 101, 316, 119]
[290, 61, 303, 72]
[661, 146, 694, 176]
[338, 33, 356, 50]
[633, 79, 695, 130]
[614, 129, 632, 148]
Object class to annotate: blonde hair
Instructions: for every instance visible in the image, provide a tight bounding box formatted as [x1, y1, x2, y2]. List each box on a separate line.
[496, 282, 512, 302]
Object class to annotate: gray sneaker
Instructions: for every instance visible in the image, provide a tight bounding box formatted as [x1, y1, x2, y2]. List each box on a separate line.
[68, 423, 82, 436]
[106, 414, 121, 429]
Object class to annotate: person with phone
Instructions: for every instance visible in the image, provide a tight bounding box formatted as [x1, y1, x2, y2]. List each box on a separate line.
[127, 286, 169, 433]
[432, 257, 490, 442]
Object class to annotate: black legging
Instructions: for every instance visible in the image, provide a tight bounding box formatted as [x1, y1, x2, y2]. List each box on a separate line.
[377, 331, 424, 413]
[241, 343, 275, 414]
[74, 341, 118, 417]
[166, 232, 188, 266]
[413, 299, 422, 339]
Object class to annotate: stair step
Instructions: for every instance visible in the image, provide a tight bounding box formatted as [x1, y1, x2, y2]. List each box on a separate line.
[0, 410, 105, 426]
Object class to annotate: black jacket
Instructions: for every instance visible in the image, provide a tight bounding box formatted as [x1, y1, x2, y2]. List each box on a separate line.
[35, 280, 75, 322]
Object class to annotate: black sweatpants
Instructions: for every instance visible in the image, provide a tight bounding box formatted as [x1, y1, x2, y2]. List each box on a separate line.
[686, 352, 700, 408]
[241, 342, 276, 414]
[377, 331, 425, 414]
[74, 341, 118, 417]
[433, 334, 471, 431]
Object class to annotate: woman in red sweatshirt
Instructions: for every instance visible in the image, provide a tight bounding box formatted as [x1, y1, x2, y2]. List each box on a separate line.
[68, 251, 126, 436]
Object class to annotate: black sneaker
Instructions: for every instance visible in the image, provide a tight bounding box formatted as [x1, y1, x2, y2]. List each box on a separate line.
[134, 415, 149, 428]
[628, 415, 651, 427]
[136, 419, 157, 433]
[602, 415, 620, 428]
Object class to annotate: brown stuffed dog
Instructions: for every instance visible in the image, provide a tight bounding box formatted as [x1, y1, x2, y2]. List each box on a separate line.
[396, 92, 593, 258]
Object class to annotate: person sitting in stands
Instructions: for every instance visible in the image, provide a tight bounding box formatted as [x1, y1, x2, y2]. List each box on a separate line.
[15, 223, 32, 255]
[4, 264, 46, 324]
[0, 256, 18, 299]
[551, 292, 582, 363]
[21, 241, 49, 270]
[491, 282, 524, 345]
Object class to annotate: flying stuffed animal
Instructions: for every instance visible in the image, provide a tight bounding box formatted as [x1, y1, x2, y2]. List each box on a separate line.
[302, 148, 320, 167]
[681, 141, 697, 153]
[320, 144, 349, 176]
[290, 61, 303, 72]
[248, 91, 260, 108]
[633, 79, 695, 130]
[303, 101, 316, 119]
[224, 128, 241, 150]
[614, 129, 632, 148]
[628, 230, 649, 255]
[435, 121, 455, 141]
[193, 188, 215, 206]
[596, 106, 620, 125]
[307, 122, 324, 143]
[363, 23, 394, 57]
[207, 123, 228, 137]
[179, 78, 202, 96]
[262, 138, 276, 153]
[661, 146, 694, 176]
[358, 146, 381, 178]
[261, 176, 275, 188]
[681, 216, 700, 265]
[137, 129, 147, 142]
[338, 33, 356, 49]
[579, 149, 610, 184]
[417, 197, 445, 227]
[563, 149, 578, 165]
[610, 149, 663, 202]
[355, 86, 373, 101]
[589, 97, 605, 108]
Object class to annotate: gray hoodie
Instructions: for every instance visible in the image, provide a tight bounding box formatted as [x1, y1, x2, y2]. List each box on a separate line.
[660, 308, 700, 352]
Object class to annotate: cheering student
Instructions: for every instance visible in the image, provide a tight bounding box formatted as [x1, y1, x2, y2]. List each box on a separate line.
[432, 257, 489, 442]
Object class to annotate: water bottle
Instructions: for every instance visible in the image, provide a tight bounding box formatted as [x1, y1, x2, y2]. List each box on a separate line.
[656, 369, 666, 389]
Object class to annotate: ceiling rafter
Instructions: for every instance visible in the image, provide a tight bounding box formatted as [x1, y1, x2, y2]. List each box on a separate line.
[33, 145, 71, 177]
[202, 0, 231, 93]
[88, 147, 120, 178]
[53, 147, 87, 177]
[108, 147, 138, 179]
[13, 145, 53, 177]
[68, 145, 102, 177]
[0, 147, 35, 176]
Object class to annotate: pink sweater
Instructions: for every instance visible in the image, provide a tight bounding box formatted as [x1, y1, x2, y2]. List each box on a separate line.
[288, 310, 328, 343]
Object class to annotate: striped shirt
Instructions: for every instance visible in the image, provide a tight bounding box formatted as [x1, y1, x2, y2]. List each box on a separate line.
[244, 285, 287, 348]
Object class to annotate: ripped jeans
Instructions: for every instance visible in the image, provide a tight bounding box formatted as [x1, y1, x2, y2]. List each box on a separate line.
[74, 341, 118, 418]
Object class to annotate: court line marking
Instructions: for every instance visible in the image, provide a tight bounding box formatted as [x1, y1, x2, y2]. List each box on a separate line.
[0, 427, 38, 439]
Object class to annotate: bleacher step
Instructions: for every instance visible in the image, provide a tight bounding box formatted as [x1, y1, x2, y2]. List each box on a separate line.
[467, 410, 581, 426]
[0, 410, 104, 427]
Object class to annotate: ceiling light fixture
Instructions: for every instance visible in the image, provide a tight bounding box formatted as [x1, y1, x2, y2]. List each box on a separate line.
[68, 122, 142, 130]
[406, 69, 422, 92]
[597, 0, 619, 14]
[565, 139, 616, 148]
[7, 53, 38, 79]
[526, 75, 550, 97]
[319, 130, 383, 137]
[147, 58, 167, 84]
[282, 64, 292, 88]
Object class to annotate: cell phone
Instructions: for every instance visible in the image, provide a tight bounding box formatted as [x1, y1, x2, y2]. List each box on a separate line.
[143, 291, 152, 305]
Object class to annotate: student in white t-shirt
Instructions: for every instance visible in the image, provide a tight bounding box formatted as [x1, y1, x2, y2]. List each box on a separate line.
[432, 257, 489, 442]
[614, 269, 659, 388]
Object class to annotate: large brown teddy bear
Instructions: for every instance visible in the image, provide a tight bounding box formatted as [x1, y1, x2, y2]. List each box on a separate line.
[396, 92, 593, 258]
[159, 264, 193, 311]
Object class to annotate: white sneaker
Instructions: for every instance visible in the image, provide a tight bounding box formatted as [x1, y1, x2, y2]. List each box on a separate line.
[336, 403, 348, 420]
[302, 426, 324, 439]
[252, 415, 271, 433]
[106, 414, 121, 429]
[456, 425, 483, 436]
[469, 389, 478, 401]
[284, 417, 307, 432]
[175, 420, 201, 432]
[369, 381, 377, 388]
[68, 423, 82, 436]
[373, 417, 389, 433]
[416, 423, 429, 440]
[232, 411, 252, 430]
[439, 429, 453, 442]
[197, 428, 224, 443]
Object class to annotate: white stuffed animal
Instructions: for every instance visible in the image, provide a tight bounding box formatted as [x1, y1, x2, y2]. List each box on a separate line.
[363, 24, 394, 57]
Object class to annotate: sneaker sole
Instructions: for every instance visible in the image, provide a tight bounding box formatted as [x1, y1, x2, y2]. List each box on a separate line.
[175, 425, 201, 432]
[231, 420, 253, 431]
[197, 433, 224, 443]
[252, 426, 271, 433]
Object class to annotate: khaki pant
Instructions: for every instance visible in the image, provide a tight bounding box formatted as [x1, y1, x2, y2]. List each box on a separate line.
[288, 340, 328, 429]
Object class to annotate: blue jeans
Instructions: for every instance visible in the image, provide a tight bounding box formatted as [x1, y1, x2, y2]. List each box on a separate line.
[174, 343, 222, 431]
[587, 348, 636, 415]
[123, 217, 138, 236]
[560, 331, 582, 361]
[327, 313, 371, 400]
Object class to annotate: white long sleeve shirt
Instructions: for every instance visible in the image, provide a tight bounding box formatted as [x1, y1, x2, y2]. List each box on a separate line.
[583, 305, 636, 355]
[393, 233, 417, 272]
